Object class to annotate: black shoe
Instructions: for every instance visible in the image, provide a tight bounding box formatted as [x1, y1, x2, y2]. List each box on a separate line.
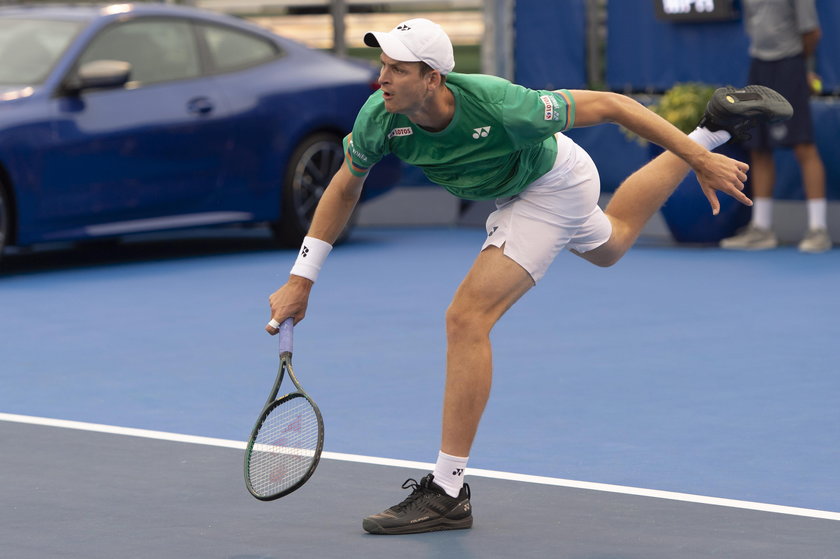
[698, 85, 793, 141]
[362, 474, 473, 535]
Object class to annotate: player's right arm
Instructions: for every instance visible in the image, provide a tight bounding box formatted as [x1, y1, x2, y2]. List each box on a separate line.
[306, 161, 367, 245]
[266, 158, 367, 332]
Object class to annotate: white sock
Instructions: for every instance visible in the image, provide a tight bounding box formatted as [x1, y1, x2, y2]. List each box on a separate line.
[432, 451, 468, 498]
[807, 198, 827, 230]
[751, 197, 774, 230]
[689, 126, 731, 150]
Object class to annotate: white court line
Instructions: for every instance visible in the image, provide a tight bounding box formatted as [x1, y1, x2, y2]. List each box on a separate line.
[2, 411, 839, 523]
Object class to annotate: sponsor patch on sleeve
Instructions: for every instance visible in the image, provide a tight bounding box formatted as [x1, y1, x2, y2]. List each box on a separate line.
[347, 139, 370, 165]
[387, 127, 413, 139]
[346, 138, 371, 175]
[540, 94, 562, 121]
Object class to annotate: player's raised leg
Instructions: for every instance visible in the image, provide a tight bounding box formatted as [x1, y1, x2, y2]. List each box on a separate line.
[579, 85, 793, 268]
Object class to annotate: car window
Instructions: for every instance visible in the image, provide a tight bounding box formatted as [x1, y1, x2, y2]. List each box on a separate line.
[201, 24, 280, 73]
[79, 19, 200, 86]
[0, 18, 83, 85]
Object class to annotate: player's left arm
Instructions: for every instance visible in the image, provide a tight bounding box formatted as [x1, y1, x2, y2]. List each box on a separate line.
[559, 89, 751, 214]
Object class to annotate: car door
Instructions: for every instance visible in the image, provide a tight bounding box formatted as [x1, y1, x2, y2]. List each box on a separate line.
[40, 17, 235, 236]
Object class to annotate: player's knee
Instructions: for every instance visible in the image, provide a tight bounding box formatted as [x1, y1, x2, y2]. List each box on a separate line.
[582, 221, 634, 267]
[574, 242, 624, 268]
[593, 252, 622, 268]
[446, 302, 491, 340]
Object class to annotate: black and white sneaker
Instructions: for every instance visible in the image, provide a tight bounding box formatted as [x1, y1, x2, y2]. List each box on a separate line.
[362, 474, 473, 535]
[698, 85, 793, 140]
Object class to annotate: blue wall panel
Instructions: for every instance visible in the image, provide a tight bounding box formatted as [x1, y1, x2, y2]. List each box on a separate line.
[607, 0, 838, 93]
[513, 0, 587, 90]
[816, 0, 840, 93]
[606, 0, 749, 91]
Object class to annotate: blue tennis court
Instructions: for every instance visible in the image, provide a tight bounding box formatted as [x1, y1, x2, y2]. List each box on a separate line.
[1, 226, 839, 557]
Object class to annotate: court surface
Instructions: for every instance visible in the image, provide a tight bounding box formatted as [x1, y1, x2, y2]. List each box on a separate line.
[2, 226, 839, 557]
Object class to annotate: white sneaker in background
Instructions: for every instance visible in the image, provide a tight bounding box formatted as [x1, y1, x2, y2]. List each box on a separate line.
[720, 225, 779, 250]
[798, 228, 832, 253]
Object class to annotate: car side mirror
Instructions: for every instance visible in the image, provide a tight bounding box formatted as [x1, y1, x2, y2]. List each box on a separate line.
[63, 60, 131, 94]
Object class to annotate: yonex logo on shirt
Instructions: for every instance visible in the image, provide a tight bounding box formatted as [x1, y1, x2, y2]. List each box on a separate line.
[472, 126, 491, 139]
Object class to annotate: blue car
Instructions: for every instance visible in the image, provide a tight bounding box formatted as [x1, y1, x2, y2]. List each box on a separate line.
[0, 3, 399, 258]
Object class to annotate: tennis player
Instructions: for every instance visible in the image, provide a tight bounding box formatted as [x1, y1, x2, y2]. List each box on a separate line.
[266, 18, 791, 534]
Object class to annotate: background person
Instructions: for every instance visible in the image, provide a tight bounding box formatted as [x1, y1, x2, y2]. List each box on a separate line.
[720, 0, 830, 252]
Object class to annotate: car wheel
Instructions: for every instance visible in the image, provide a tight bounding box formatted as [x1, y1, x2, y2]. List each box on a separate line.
[272, 132, 353, 247]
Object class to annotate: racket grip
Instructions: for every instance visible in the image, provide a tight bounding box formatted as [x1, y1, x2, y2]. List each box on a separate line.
[278, 318, 294, 353]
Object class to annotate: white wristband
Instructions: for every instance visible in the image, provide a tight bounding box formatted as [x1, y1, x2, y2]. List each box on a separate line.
[290, 236, 332, 282]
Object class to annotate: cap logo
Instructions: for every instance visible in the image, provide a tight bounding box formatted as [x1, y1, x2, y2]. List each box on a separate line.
[396, 24, 411, 31]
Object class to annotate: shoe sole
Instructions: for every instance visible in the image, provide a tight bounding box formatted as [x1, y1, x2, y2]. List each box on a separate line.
[707, 85, 793, 125]
[362, 514, 473, 535]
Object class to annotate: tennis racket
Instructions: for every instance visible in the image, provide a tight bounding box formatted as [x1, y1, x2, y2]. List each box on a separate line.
[244, 318, 324, 500]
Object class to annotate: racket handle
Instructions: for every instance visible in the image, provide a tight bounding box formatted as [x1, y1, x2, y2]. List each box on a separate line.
[278, 317, 294, 353]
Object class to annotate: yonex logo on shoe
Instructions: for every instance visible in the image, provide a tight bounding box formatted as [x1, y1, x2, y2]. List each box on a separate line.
[300, 246, 309, 257]
[472, 126, 491, 139]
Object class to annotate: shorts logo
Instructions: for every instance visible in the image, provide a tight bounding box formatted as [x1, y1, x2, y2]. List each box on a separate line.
[387, 127, 413, 139]
[472, 126, 491, 139]
[540, 94, 561, 121]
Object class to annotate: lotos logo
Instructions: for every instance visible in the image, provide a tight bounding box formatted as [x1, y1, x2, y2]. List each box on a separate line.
[387, 127, 414, 139]
[540, 94, 560, 121]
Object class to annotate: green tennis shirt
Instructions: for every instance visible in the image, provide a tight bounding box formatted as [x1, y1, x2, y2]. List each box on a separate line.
[342, 72, 575, 200]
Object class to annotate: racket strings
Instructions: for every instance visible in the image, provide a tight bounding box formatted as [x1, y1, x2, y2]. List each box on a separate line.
[248, 396, 320, 497]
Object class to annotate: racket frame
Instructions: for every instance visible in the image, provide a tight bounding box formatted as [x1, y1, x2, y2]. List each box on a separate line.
[244, 319, 325, 501]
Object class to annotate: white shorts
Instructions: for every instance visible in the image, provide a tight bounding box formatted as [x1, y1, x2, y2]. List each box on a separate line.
[482, 133, 612, 282]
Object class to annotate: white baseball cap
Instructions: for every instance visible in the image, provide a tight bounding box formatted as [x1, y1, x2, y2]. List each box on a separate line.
[364, 18, 455, 75]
